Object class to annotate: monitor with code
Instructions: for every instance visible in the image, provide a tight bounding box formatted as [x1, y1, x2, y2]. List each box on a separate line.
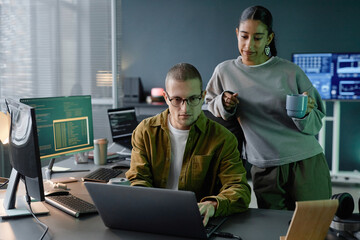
[20, 95, 94, 160]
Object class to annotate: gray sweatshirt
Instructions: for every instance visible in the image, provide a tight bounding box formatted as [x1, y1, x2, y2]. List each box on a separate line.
[205, 56, 325, 168]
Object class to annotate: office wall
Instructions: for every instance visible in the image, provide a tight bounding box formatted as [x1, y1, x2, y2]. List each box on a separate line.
[120, 0, 360, 171]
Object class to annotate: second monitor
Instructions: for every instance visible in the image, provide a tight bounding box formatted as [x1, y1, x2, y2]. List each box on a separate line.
[20, 95, 94, 178]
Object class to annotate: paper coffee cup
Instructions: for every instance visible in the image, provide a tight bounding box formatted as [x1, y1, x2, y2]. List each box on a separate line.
[93, 138, 108, 165]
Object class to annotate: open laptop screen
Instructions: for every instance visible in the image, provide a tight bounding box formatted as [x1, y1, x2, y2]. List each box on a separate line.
[107, 107, 138, 149]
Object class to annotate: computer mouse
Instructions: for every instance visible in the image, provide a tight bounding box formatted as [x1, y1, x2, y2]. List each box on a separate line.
[44, 189, 70, 197]
[107, 178, 130, 185]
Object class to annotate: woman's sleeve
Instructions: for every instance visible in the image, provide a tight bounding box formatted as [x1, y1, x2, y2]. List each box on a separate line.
[291, 70, 326, 135]
[205, 67, 236, 120]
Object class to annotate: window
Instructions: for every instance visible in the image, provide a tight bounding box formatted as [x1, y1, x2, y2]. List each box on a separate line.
[0, 0, 122, 139]
[0, 0, 117, 101]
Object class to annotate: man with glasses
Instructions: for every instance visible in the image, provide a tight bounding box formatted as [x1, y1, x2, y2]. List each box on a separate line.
[126, 63, 250, 225]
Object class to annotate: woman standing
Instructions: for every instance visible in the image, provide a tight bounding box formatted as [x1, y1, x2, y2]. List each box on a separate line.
[205, 5, 331, 210]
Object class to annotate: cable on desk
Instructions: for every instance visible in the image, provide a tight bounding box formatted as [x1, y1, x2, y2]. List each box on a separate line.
[213, 231, 243, 240]
[0, 179, 9, 188]
[26, 194, 49, 240]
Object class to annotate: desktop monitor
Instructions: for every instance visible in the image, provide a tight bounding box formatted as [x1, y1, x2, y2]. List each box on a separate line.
[20, 95, 94, 178]
[0, 99, 48, 218]
[292, 52, 360, 100]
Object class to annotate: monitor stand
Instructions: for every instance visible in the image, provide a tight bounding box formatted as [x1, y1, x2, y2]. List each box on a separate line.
[45, 158, 90, 180]
[0, 169, 49, 219]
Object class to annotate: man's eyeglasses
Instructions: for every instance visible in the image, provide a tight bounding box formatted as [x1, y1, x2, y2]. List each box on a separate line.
[165, 91, 203, 107]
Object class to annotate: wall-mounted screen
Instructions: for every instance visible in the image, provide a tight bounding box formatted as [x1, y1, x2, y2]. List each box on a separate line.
[292, 52, 360, 100]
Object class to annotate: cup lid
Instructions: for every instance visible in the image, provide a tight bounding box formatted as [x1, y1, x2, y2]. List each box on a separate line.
[94, 138, 108, 144]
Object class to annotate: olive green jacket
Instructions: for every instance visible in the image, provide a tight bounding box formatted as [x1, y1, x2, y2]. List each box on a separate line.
[125, 110, 251, 217]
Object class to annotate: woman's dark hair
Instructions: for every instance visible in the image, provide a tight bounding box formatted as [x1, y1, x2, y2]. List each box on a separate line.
[239, 5, 277, 56]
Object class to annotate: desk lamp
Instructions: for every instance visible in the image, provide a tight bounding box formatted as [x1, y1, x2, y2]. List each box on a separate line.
[0, 111, 10, 144]
[0, 111, 10, 177]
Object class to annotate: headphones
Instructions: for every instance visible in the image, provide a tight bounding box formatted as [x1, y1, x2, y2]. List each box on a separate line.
[331, 192, 358, 219]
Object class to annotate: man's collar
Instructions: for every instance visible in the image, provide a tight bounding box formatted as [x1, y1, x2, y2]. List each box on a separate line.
[192, 111, 207, 133]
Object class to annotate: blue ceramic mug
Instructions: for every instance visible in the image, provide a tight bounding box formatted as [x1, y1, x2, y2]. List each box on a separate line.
[286, 94, 308, 118]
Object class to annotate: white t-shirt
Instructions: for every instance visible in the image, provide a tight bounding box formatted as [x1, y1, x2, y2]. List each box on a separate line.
[166, 117, 189, 190]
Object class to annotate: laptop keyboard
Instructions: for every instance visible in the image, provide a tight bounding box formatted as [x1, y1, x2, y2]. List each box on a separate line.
[81, 168, 123, 183]
[45, 194, 97, 218]
[205, 223, 217, 234]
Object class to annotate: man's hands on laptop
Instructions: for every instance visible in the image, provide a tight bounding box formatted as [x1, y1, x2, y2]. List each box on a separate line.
[198, 200, 218, 226]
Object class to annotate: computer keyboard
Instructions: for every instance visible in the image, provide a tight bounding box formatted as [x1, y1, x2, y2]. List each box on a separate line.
[81, 167, 123, 183]
[45, 194, 97, 218]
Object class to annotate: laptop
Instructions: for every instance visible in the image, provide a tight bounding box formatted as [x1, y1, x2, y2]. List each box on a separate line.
[85, 182, 227, 239]
[107, 107, 138, 155]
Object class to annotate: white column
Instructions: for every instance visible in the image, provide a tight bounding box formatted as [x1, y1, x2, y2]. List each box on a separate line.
[331, 101, 341, 175]
[111, 0, 118, 109]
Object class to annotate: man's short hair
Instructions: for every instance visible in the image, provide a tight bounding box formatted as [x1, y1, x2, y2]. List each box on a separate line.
[165, 63, 203, 90]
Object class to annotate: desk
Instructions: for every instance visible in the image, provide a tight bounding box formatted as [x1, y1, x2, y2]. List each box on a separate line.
[0, 158, 293, 240]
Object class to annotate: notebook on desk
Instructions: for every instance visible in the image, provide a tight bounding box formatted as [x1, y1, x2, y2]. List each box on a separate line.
[84, 182, 227, 239]
[107, 107, 138, 155]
